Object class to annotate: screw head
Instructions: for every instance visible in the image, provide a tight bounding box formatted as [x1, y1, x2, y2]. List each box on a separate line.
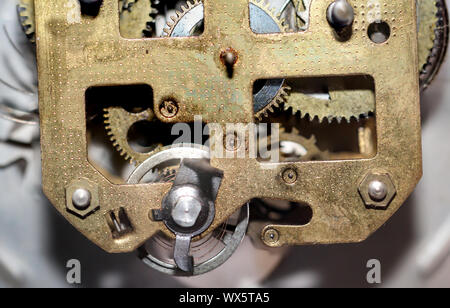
[160, 100, 179, 118]
[79, 0, 104, 16]
[282, 168, 298, 184]
[220, 48, 238, 67]
[72, 188, 92, 210]
[368, 180, 388, 201]
[263, 228, 280, 244]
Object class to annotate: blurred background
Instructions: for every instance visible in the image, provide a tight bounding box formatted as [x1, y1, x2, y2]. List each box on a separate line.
[0, 0, 449, 287]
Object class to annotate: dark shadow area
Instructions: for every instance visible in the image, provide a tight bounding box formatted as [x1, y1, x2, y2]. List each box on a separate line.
[265, 193, 417, 288]
[44, 200, 184, 288]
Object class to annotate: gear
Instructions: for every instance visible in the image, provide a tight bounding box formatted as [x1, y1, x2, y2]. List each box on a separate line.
[104, 107, 162, 164]
[262, 126, 329, 162]
[277, 127, 329, 161]
[17, 0, 35, 43]
[284, 0, 447, 121]
[283, 81, 375, 123]
[17, 0, 154, 42]
[120, 0, 156, 38]
[419, 0, 449, 90]
[163, 0, 291, 119]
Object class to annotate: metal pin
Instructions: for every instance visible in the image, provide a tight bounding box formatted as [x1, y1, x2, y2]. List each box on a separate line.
[327, 0, 354, 30]
[72, 188, 91, 210]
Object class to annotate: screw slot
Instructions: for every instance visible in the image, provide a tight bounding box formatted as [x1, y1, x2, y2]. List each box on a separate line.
[159, 100, 179, 119]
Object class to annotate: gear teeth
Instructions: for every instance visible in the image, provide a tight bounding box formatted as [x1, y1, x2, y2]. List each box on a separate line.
[18, 0, 35, 43]
[283, 89, 375, 123]
[103, 107, 161, 165]
[256, 84, 291, 120]
[276, 124, 329, 162]
[296, 0, 313, 29]
[163, 0, 202, 37]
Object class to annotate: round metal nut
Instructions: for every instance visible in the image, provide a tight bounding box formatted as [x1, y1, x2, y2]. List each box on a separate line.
[263, 228, 280, 245]
[282, 168, 298, 184]
[72, 188, 92, 210]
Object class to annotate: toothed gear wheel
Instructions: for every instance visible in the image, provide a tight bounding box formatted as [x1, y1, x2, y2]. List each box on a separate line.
[419, 0, 449, 90]
[277, 127, 329, 162]
[18, 0, 154, 42]
[120, 0, 157, 38]
[104, 107, 163, 164]
[269, 126, 329, 162]
[17, 0, 35, 43]
[283, 81, 375, 123]
[163, 0, 291, 119]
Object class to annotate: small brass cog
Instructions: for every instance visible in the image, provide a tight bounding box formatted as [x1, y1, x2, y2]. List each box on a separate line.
[104, 107, 162, 164]
[277, 127, 329, 162]
[256, 85, 291, 120]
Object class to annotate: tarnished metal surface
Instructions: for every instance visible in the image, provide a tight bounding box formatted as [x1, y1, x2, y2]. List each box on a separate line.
[36, 0, 421, 252]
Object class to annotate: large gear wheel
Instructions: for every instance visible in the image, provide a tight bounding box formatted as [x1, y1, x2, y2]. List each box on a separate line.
[104, 107, 162, 164]
[163, 0, 291, 119]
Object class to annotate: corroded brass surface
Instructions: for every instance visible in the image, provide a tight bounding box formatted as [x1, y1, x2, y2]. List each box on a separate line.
[36, 0, 422, 252]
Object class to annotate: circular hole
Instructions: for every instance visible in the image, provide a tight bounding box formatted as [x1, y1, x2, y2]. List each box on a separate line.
[127, 120, 159, 153]
[368, 21, 391, 44]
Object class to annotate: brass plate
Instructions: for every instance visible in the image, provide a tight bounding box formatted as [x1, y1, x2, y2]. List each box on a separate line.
[36, 0, 421, 252]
